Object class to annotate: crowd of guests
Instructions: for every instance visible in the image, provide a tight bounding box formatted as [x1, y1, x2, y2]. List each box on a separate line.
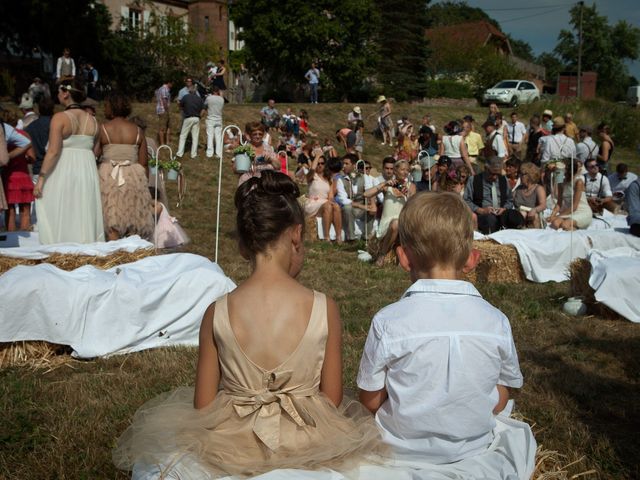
[0, 80, 188, 248]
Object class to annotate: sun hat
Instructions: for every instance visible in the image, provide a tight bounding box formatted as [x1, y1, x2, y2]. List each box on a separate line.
[19, 93, 33, 110]
[353, 106, 361, 114]
[542, 109, 553, 117]
[377, 95, 386, 103]
[552, 116, 565, 128]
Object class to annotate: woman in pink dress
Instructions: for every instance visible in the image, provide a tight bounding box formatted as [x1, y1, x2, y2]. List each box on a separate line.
[304, 154, 342, 242]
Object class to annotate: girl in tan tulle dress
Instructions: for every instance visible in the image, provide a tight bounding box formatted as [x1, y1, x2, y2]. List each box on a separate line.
[113, 171, 382, 478]
[97, 92, 154, 241]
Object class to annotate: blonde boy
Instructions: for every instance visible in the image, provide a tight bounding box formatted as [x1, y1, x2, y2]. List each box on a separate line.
[357, 193, 534, 469]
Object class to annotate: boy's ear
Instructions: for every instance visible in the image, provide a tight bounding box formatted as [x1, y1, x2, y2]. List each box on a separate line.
[396, 245, 412, 273]
[462, 248, 481, 274]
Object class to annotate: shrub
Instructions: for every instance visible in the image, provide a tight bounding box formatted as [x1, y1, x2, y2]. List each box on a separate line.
[425, 79, 474, 99]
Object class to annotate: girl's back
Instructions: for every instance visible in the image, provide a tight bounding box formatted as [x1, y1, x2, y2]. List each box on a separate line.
[227, 279, 315, 371]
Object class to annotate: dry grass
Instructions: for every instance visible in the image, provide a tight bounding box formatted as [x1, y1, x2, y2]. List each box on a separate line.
[1, 102, 639, 479]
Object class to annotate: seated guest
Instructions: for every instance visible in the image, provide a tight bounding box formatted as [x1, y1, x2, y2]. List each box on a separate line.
[115, 171, 381, 477]
[365, 160, 415, 266]
[373, 156, 396, 216]
[236, 122, 279, 186]
[336, 154, 374, 241]
[431, 155, 452, 192]
[504, 157, 521, 193]
[549, 160, 592, 230]
[626, 178, 640, 236]
[608, 163, 637, 206]
[583, 158, 615, 214]
[464, 156, 523, 234]
[305, 154, 342, 243]
[358, 192, 535, 477]
[513, 162, 546, 228]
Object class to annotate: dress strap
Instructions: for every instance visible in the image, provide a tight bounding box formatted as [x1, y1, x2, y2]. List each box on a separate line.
[63, 110, 79, 134]
[135, 127, 140, 145]
[102, 125, 112, 144]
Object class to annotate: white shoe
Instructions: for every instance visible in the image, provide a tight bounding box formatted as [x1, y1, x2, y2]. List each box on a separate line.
[381, 142, 386, 145]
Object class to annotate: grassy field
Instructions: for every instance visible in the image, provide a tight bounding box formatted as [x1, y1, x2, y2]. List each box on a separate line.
[1, 100, 640, 479]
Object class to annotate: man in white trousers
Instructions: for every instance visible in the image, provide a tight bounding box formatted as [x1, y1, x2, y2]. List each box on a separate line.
[204, 86, 225, 158]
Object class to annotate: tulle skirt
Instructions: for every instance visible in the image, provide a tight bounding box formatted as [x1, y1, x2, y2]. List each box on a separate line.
[113, 387, 384, 478]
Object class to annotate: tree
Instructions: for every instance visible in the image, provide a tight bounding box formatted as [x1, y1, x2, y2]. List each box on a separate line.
[0, 0, 112, 70]
[507, 36, 535, 62]
[230, 0, 379, 101]
[427, 1, 497, 28]
[536, 52, 564, 87]
[104, 9, 222, 99]
[375, 0, 430, 101]
[553, 3, 640, 99]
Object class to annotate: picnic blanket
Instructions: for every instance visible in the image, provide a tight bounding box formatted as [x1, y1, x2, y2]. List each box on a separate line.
[0, 253, 236, 358]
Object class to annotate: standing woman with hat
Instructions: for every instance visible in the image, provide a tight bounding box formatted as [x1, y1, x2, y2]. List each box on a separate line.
[33, 80, 104, 244]
[377, 96, 393, 147]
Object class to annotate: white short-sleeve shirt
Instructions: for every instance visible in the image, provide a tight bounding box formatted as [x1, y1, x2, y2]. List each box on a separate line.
[357, 279, 523, 464]
[584, 172, 613, 198]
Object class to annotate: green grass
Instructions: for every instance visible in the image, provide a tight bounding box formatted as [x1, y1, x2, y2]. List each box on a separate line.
[1, 101, 639, 479]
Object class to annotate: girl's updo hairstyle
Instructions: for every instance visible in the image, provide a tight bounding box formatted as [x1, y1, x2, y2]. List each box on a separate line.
[234, 170, 304, 260]
[59, 79, 86, 103]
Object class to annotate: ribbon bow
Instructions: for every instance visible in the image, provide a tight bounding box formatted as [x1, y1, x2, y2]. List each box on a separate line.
[230, 371, 316, 452]
[110, 160, 131, 187]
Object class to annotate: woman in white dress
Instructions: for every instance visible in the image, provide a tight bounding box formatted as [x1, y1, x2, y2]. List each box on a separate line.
[549, 160, 592, 230]
[365, 160, 416, 266]
[33, 81, 104, 244]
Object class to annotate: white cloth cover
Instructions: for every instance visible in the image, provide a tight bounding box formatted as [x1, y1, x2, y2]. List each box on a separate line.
[0, 233, 153, 259]
[0, 253, 236, 358]
[588, 248, 640, 323]
[485, 229, 640, 283]
[131, 415, 535, 480]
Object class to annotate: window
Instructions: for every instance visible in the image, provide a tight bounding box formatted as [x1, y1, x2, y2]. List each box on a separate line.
[524, 83, 536, 90]
[129, 8, 141, 30]
[204, 15, 209, 32]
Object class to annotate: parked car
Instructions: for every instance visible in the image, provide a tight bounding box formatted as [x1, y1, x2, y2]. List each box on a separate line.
[627, 85, 640, 107]
[482, 80, 540, 107]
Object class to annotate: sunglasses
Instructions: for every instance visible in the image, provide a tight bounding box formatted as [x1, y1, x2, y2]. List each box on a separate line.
[587, 164, 598, 169]
[317, 162, 325, 166]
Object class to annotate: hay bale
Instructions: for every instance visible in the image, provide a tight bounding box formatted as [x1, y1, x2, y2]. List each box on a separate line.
[305, 215, 319, 242]
[0, 248, 156, 368]
[465, 240, 526, 284]
[568, 259, 620, 319]
[0, 341, 73, 370]
[0, 248, 155, 275]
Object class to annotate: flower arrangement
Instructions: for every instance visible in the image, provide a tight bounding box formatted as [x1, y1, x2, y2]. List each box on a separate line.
[163, 159, 182, 171]
[148, 157, 160, 168]
[233, 144, 255, 159]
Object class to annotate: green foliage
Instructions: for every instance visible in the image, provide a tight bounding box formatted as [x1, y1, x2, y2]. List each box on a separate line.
[375, 0, 430, 101]
[230, 0, 379, 102]
[163, 159, 182, 171]
[507, 35, 535, 62]
[425, 79, 474, 99]
[471, 49, 522, 98]
[232, 144, 255, 159]
[0, 70, 16, 97]
[553, 3, 640, 100]
[104, 12, 221, 99]
[427, 1, 497, 28]
[536, 52, 564, 86]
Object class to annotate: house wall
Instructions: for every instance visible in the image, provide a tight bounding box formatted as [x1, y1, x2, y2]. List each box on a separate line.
[100, 0, 189, 30]
[188, 0, 228, 55]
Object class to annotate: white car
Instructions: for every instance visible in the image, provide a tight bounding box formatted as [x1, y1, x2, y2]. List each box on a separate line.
[482, 80, 540, 107]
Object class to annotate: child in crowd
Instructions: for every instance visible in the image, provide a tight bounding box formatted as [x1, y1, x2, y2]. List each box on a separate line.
[357, 192, 536, 478]
[148, 187, 189, 249]
[115, 171, 381, 478]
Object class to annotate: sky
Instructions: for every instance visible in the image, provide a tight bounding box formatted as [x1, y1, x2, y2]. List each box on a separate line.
[432, 0, 640, 80]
